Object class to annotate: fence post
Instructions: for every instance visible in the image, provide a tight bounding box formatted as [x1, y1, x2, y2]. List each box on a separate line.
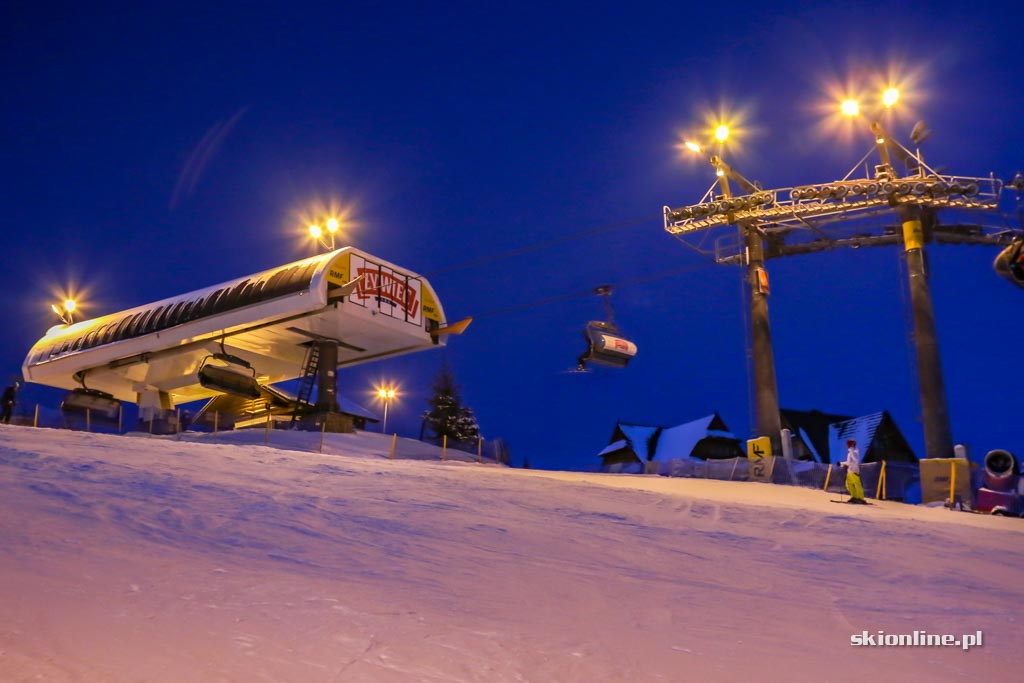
[118, 404, 123, 434]
[875, 460, 887, 500]
[477, 436, 482, 464]
[33, 404, 39, 428]
[823, 464, 833, 491]
[319, 418, 327, 453]
[213, 410, 219, 433]
[265, 413, 270, 445]
[949, 460, 956, 507]
[729, 457, 739, 481]
[176, 408, 181, 435]
[442, 434, 447, 461]
[86, 408, 91, 433]
[390, 433, 397, 460]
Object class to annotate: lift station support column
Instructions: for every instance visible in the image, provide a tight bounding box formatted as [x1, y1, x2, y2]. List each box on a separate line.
[313, 340, 340, 413]
[744, 222, 783, 453]
[899, 204, 954, 459]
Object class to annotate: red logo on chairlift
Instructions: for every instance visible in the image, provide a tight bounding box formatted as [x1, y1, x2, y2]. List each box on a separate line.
[356, 267, 420, 318]
[614, 339, 629, 350]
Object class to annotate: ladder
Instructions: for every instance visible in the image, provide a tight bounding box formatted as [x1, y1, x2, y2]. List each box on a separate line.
[290, 344, 321, 426]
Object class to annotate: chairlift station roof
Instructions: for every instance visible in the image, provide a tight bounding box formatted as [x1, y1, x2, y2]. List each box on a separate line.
[23, 247, 456, 405]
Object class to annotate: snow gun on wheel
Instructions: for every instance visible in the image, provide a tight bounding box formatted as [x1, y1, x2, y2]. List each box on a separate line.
[974, 449, 1024, 516]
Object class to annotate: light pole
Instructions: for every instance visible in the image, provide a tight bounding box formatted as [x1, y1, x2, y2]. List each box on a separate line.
[841, 89, 954, 459]
[377, 387, 397, 433]
[682, 133, 783, 454]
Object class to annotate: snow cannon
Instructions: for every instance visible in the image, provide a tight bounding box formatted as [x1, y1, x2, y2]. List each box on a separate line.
[975, 449, 1024, 516]
[983, 449, 1018, 492]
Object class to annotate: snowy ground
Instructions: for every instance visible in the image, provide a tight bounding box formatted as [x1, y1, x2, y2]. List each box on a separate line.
[1, 425, 1022, 682]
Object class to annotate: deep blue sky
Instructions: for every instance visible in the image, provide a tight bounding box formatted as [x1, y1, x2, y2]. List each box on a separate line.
[3, 2, 1022, 469]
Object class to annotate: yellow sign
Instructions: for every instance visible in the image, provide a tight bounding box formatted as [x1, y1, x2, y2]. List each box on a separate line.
[902, 218, 924, 251]
[747, 436, 772, 459]
[919, 458, 973, 506]
[421, 286, 441, 322]
[747, 436, 774, 482]
[326, 252, 350, 286]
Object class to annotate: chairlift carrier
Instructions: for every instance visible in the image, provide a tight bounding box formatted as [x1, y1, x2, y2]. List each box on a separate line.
[994, 239, 1024, 289]
[197, 351, 262, 400]
[576, 285, 638, 370]
[61, 387, 121, 421]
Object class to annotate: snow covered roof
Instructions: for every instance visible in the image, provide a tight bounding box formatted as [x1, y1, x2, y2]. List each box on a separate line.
[798, 427, 823, 462]
[597, 439, 628, 457]
[782, 409, 852, 461]
[339, 396, 379, 422]
[617, 425, 659, 461]
[599, 413, 739, 464]
[654, 414, 723, 462]
[828, 412, 885, 464]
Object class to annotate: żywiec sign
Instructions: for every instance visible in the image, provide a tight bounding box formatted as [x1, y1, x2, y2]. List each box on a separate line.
[351, 254, 423, 325]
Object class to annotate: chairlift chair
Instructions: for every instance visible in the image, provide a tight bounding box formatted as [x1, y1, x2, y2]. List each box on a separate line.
[575, 285, 638, 371]
[197, 352, 262, 399]
[61, 387, 121, 422]
[994, 238, 1024, 289]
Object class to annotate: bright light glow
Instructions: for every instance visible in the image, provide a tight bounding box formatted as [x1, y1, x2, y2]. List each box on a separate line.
[51, 304, 62, 316]
[841, 99, 860, 117]
[882, 87, 899, 108]
[63, 299, 76, 313]
[292, 197, 361, 253]
[714, 125, 729, 142]
[716, 169, 725, 177]
[684, 140, 702, 154]
[377, 388, 396, 400]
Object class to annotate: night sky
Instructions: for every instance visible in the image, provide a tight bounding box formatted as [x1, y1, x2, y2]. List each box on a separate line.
[3, 2, 1022, 469]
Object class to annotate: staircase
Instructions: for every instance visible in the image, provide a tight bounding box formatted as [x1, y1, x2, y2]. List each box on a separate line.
[290, 344, 321, 426]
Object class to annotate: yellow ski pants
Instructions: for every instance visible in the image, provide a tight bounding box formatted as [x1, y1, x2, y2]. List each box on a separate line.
[846, 471, 864, 501]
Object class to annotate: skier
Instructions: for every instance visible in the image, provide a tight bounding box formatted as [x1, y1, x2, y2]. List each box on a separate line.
[1, 381, 18, 424]
[840, 438, 867, 504]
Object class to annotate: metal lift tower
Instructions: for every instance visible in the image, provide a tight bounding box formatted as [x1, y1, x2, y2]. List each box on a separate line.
[665, 118, 1019, 458]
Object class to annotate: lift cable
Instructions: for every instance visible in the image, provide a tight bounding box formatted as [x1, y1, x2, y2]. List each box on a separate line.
[471, 260, 716, 321]
[424, 212, 662, 277]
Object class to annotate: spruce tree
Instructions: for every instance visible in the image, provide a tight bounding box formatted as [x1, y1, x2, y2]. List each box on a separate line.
[423, 360, 480, 442]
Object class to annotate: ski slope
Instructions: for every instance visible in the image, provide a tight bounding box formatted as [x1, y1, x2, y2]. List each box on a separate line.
[1, 425, 1022, 682]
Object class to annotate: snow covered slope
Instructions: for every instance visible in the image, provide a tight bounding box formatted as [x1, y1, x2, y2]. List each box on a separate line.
[1, 425, 1022, 682]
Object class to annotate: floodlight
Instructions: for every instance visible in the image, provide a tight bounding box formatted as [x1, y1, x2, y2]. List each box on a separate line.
[882, 88, 899, 108]
[841, 99, 860, 117]
[309, 224, 322, 239]
[684, 140, 702, 154]
[715, 125, 729, 142]
[326, 217, 339, 233]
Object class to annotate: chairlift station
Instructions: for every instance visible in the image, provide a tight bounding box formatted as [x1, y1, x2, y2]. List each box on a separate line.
[22, 248, 469, 430]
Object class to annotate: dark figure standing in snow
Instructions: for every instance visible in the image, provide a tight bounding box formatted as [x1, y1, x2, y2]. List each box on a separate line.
[840, 438, 867, 504]
[1, 382, 18, 424]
